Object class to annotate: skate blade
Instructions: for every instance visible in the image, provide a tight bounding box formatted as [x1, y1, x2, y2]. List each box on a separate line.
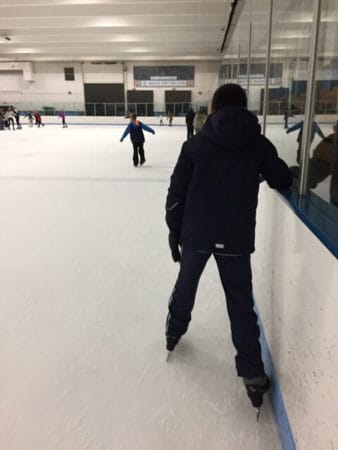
[166, 351, 172, 362]
[256, 408, 261, 422]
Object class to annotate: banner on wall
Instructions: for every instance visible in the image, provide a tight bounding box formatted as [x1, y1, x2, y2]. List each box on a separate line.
[219, 63, 282, 86]
[134, 66, 195, 88]
[238, 74, 282, 86]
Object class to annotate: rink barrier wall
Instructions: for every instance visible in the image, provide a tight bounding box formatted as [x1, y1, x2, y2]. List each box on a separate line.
[256, 307, 297, 450]
[277, 189, 338, 259]
[253, 184, 338, 450]
[16, 114, 338, 127]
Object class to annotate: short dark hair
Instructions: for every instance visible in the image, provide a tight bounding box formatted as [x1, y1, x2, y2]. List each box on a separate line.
[130, 113, 137, 120]
[212, 84, 247, 111]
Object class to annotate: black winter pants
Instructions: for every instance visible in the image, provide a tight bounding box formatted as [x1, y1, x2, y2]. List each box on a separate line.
[166, 247, 265, 378]
[132, 143, 145, 166]
[187, 123, 194, 140]
[7, 118, 15, 130]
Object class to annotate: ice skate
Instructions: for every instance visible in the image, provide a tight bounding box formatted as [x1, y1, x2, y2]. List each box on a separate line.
[166, 336, 180, 361]
[244, 375, 271, 422]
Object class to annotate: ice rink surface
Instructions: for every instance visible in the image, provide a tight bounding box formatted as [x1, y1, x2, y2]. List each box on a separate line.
[0, 122, 305, 450]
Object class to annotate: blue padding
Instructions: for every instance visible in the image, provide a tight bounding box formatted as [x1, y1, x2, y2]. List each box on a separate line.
[278, 188, 338, 259]
[256, 306, 297, 450]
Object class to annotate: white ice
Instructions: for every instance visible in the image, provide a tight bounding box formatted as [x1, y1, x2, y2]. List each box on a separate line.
[0, 123, 299, 450]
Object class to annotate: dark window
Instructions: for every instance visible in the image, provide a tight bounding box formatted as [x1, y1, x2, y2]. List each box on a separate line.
[127, 90, 153, 103]
[64, 67, 75, 81]
[165, 90, 191, 103]
[84, 83, 124, 102]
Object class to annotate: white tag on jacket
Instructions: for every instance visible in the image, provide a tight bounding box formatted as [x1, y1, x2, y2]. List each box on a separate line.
[215, 243, 225, 249]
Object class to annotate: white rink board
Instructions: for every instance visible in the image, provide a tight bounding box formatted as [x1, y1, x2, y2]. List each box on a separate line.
[253, 184, 338, 450]
[17, 114, 338, 127]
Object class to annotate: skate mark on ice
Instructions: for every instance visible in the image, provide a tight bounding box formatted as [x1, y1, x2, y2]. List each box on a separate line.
[205, 400, 223, 415]
[138, 362, 154, 384]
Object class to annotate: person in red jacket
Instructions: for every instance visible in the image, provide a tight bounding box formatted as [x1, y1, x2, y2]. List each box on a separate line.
[34, 111, 45, 128]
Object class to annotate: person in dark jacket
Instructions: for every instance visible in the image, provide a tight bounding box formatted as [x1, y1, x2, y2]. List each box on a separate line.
[165, 84, 293, 409]
[120, 113, 155, 167]
[185, 108, 195, 140]
[13, 107, 22, 129]
[283, 109, 294, 129]
[0, 108, 4, 130]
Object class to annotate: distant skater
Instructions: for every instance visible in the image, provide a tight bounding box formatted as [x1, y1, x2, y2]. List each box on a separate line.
[193, 108, 207, 134]
[120, 113, 155, 167]
[167, 111, 173, 127]
[27, 111, 34, 127]
[283, 110, 294, 129]
[59, 110, 68, 128]
[159, 114, 164, 126]
[4, 109, 16, 130]
[34, 111, 45, 128]
[0, 108, 4, 130]
[185, 108, 195, 139]
[13, 107, 22, 129]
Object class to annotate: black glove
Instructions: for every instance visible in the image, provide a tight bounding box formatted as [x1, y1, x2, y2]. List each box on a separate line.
[168, 232, 181, 263]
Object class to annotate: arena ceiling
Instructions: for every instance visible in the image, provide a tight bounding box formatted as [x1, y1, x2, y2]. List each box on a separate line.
[0, 0, 336, 62]
[0, 0, 232, 62]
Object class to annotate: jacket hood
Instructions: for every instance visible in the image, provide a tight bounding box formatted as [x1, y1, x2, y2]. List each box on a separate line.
[201, 107, 261, 150]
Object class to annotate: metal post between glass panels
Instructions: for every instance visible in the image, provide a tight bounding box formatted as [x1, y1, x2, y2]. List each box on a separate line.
[262, 0, 273, 136]
[299, 0, 322, 196]
[246, 22, 252, 107]
[237, 45, 241, 84]
[123, 64, 128, 117]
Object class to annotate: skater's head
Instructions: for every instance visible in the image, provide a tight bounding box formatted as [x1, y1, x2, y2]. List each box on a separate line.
[129, 113, 137, 122]
[211, 84, 247, 112]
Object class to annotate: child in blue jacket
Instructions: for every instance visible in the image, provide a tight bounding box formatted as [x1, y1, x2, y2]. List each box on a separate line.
[120, 113, 155, 167]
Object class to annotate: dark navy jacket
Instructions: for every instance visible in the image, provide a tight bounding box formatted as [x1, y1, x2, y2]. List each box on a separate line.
[121, 121, 154, 144]
[166, 107, 293, 254]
